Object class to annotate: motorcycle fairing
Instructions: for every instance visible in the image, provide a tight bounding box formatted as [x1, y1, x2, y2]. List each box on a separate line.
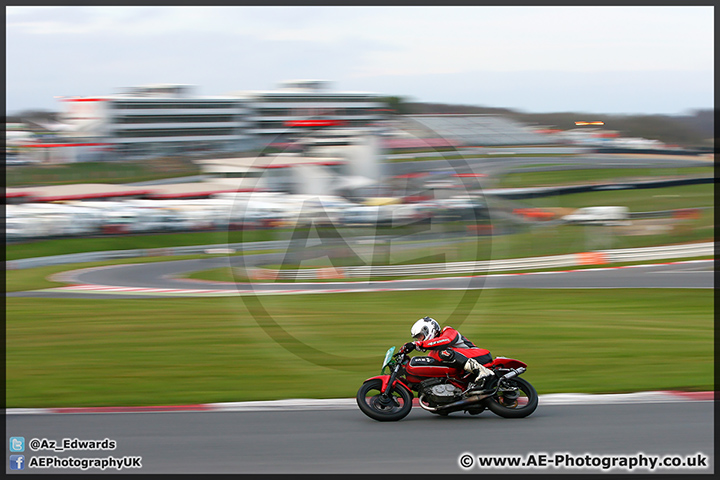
[488, 357, 527, 370]
[405, 356, 463, 378]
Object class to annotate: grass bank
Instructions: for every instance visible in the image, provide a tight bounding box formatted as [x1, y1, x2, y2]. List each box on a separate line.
[5, 289, 713, 408]
[497, 166, 714, 189]
[6, 158, 201, 188]
[6, 229, 277, 261]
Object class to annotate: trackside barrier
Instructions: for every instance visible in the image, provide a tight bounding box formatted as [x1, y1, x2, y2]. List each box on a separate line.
[604, 242, 714, 263]
[577, 252, 608, 265]
[6, 242, 713, 277]
[243, 242, 713, 280]
[5, 241, 288, 271]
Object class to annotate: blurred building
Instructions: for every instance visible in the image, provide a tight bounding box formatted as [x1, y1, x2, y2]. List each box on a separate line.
[15, 81, 388, 163]
[400, 114, 555, 146]
[232, 80, 389, 147]
[9, 80, 573, 164]
[5, 123, 35, 163]
[60, 84, 252, 159]
[557, 128, 620, 146]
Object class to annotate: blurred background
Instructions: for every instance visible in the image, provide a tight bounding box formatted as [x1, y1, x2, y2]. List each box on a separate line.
[5, 6, 714, 409]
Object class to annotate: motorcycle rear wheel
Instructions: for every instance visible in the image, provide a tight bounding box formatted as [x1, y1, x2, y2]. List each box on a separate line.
[485, 377, 538, 418]
[356, 379, 413, 422]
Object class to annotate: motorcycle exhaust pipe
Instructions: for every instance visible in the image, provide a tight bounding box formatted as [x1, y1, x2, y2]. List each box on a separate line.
[417, 394, 438, 412]
[436, 393, 493, 412]
[417, 394, 483, 413]
[500, 367, 526, 381]
[431, 368, 527, 413]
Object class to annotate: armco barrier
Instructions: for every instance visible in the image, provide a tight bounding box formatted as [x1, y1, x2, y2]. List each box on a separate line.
[6, 241, 287, 271]
[489, 176, 713, 200]
[6, 241, 713, 277]
[253, 242, 713, 280]
[604, 242, 715, 263]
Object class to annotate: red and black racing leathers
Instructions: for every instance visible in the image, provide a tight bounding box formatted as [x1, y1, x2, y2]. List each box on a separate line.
[414, 326, 491, 368]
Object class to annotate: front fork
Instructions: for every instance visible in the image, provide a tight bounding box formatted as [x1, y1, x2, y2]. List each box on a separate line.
[383, 363, 401, 396]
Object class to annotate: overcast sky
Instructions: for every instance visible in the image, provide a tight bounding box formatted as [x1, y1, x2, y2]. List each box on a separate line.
[5, 6, 714, 116]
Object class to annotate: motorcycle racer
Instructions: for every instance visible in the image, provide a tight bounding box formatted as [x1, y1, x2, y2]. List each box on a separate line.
[404, 316, 498, 393]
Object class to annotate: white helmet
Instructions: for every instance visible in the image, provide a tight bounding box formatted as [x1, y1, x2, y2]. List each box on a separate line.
[411, 316, 441, 342]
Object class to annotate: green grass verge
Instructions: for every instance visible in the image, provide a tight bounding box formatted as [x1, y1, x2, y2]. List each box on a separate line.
[513, 183, 714, 215]
[6, 229, 278, 261]
[6, 158, 201, 188]
[497, 166, 714, 188]
[5, 288, 713, 408]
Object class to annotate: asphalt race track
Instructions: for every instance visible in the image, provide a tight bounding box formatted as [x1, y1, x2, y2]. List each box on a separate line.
[7, 258, 714, 299]
[6, 256, 715, 473]
[6, 401, 714, 474]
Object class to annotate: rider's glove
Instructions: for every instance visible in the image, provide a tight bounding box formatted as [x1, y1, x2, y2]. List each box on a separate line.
[402, 342, 416, 353]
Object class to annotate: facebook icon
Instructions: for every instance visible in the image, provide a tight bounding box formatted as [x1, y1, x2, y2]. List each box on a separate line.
[10, 455, 25, 470]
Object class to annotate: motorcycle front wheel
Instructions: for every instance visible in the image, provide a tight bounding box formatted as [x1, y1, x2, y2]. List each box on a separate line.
[356, 379, 413, 422]
[485, 376, 538, 418]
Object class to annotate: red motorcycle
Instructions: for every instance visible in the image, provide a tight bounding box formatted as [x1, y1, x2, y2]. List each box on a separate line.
[356, 344, 538, 421]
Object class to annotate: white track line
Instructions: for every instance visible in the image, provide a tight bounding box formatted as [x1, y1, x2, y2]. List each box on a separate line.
[5, 391, 713, 415]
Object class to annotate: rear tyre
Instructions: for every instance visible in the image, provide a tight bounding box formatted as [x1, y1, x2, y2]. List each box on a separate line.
[485, 377, 538, 418]
[356, 379, 413, 422]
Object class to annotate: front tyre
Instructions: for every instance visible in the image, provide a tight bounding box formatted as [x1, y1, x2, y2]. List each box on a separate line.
[356, 379, 413, 422]
[485, 376, 538, 418]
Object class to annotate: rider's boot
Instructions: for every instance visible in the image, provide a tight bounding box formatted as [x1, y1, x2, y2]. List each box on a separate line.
[464, 358, 498, 393]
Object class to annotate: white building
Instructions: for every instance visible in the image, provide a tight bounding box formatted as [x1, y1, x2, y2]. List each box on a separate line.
[35, 80, 389, 162]
[59, 84, 251, 159]
[233, 80, 388, 148]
